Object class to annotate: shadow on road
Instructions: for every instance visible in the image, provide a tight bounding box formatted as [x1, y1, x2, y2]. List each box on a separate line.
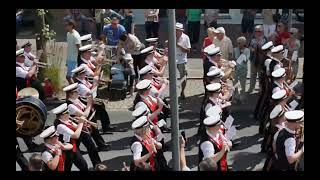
[101, 155, 132, 171]
[107, 136, 132, 151]
[231, 133, 263, 151]
[230, 151, 265, 171]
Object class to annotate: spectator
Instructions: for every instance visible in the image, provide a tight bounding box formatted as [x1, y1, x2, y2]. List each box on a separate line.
[283, 28, 301, 81]
[274, 21, 290, 45]
[102, 17, 126, 46]
[144, 9, 160, 38]
[119, 9, 135, 34]
[93, 9, 104, 39]
[248, 25, 268, 93]
[233, 36, 250, 104]
[28, 153, 43, 171]
[202, 27, 216, 60]
[118, 33, 145, 79]
[65, 19, 81, 84]
[175, 23, 191, 100]
[95, 164, 108, 171]
[262, 9, 277, 38]
[176, 9, 187, 29]
[204, 9, 219, 29]
[241, 9, 257, 40]
[101, 9, 124, 24]
[64, 9, 95, 35]
[199, 158, 218, 171]
[186, 9, 203, 51]
[213, 27, 233, 60]
[180, 136, 191, 171]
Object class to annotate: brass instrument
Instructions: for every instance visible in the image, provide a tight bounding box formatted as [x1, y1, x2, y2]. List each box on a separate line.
[295, 122, 304, 171]
[219, 59, 235, 80]
[282, 57, 294, 83]
[34, 61, 51, 68]
[283, 82, 299, 99]
[69, 116, 98, 129]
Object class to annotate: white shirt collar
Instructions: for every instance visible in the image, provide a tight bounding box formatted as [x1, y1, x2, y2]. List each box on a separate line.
[284, 126, 296, 134]
[206, 130, 219, 141]
[134, 134, 143, 141]
[81, 57, 90, 64]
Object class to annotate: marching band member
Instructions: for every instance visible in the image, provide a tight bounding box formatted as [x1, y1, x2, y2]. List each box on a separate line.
[268, 45, 284, 74]
[52, 103, 88, 171]
[140, 46, 166, 77]
[253, 41, 274, 121]
[133, 80, 170, 133]
[130, 116, 163, 171]
[139, 65, 167, 99]
[16, 49, 45, 101]
[271, 68, 293, 95]
[21, 41, 37, 67]
[72, 65, 116, 133]
[263, 104, 286, 171]
[78, 44, 102, 79]
[40, 126, 73, 171]
[63, 83, 107, 167]
[203, 45, 220, 87]
[198, 115, 232, 171]
[270, 110, 304, 171]
[132, 104, 170, 170]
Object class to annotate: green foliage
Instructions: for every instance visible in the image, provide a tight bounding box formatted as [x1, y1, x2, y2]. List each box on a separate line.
[43, 67, 60, 92]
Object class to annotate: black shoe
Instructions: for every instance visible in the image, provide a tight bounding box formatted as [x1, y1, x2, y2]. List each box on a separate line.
[104, 125, 117, 131]
[98, 144, 111, 151]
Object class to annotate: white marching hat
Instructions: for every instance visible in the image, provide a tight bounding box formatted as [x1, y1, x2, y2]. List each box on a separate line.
[205, 46, 221, 56]
[123, 53, 133, 61]
[270, 104, 285, 119]
[176, 22, 184, 31]
[145, 37, 158, 43]
[40, 126, 58, 139]
[132, 116, 149, 129]
[207, 68, 222, 78]
[132, 104, 150, 117]
[271, 45, 284, 53]
[206, 83, 222, 92]
[16, 48, 24, 57]
[136, 79, 152, 90]
[203, 115, 222, 127]
[72, 64, 86, 74]
[139, 65, 153, 76]
[262, 41, 274, 51]
[271, 68, 286, 78]
[203, 44, 215, 54]
[63, 83, 78, 92]
[209, 66, 218, 72]
[52, 103, 69, 115]
[140, 46, 154, 54]
[272, 89, 287, 100]
[285, 110, 304, 122]
[206, 105, 222, 117]
[80, 34, 92, 42]
[264, 59, 272, 67]
[79, 44, 93, 52]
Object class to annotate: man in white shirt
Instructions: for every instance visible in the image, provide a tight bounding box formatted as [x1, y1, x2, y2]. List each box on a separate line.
[175, 23, 191, 99]
[65, 19, 82, 84]
[214, 27, 233, 60]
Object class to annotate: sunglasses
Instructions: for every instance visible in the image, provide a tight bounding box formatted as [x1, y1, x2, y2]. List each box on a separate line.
[255, 31, 262, 33]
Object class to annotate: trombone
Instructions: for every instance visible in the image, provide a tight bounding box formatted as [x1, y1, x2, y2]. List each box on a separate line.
[69, 116, 98, 129]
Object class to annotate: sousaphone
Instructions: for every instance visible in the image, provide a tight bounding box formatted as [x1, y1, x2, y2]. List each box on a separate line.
[16, 87, 47, 136]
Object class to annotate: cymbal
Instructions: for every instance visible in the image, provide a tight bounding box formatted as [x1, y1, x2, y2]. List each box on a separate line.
[17, 87, 39, 99]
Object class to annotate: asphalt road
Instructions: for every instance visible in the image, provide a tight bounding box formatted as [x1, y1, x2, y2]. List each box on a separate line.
[16, 89, 268, 171]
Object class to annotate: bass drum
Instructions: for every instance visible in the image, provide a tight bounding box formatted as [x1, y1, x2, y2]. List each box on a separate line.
[16, 96, 47, 137]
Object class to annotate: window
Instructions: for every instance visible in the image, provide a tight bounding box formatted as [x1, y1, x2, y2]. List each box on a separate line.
[240, 9, 262, 14]
[219, 9, 229, 14]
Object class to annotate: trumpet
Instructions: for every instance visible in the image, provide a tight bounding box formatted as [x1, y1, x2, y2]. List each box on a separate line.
[69, 116, 98, 129]
[34, 61, 51, 68]
[284, 82, 299, 98]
